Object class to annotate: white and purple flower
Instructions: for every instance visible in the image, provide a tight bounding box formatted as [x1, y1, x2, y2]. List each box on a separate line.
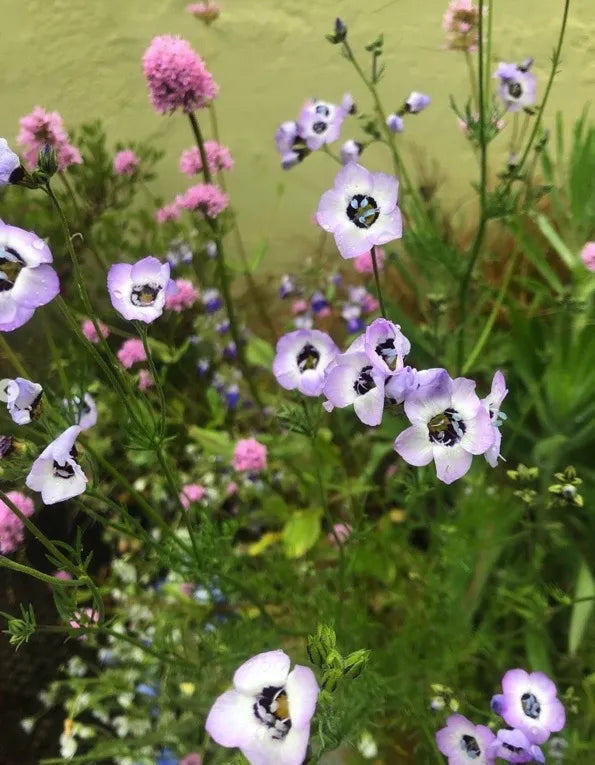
[482, 370, 508, 467]
[0, 222, 60, 332]
[405, 91, 431, 114]
[65, 393, 97, 431]
[494, 60, 537, 112]
[436, 714, 496, 765]
[394, 370, 494, 484]
[364, 318, 411, 375]
[107, 256, 176, 323]
[26, 426, 88, 505]
[273, 329, 339, 397]
[490, 669, 565, 746]
[296, 97, 351, 151]
[488, 729, 545, 763]
[316, 164, 402, 260]
[339, 139, 363, 165]
[0, 138, 22, 185]
[205, 649, 318, 765]
[2, 377, 43, 425]
[322, 350, 387, 426]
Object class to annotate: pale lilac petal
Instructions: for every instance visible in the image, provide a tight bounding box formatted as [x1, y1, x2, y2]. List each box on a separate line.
[333, 163, 373, 196]
[0, 294, 18, 326]
[333, 225, 374, 260]
[10, 264, 60, 308]
[371, 172, 398, 212]
[404, 371, 452, 425]
[233, 650, 290, 696]
[353, 386, 384, 426]
[460, 407, 494, 455]
[242, 726, 310, 765]
[316, 190, 345, 232]
[484, 427, 501, 467]
[501, 668, 529, 696]
[372, 208, 402, 245]
[130, 256, 167, 283]
[394, 425, 433, 466]
[286, 665, 318, 728]
[206, 690, 254, 748]
[451, 376, 481, 419]
[529, 671, 558, 700]
[433, 444, 473, 484]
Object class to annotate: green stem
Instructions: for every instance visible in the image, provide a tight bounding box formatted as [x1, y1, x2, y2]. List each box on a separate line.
[456, 0, 488, 374]
[465, 50, 479, 111]
[187, 113, 264, 408]
[370, 245, 387, 318]
[0, 332, 29, 377]
[0, 557, 86, 588]
[137, 324, 166, 438]
[483, 0, 494, 107]
[322, 145, 342, 165]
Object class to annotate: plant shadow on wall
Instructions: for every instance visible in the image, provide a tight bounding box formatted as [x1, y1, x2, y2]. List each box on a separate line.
[0, 1, 594, 764]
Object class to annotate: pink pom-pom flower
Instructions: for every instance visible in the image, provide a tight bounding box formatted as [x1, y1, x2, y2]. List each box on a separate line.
[114, 149, 140, 176]
[232, 438, 268, 473]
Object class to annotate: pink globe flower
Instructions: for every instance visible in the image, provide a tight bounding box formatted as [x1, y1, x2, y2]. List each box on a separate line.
[580, 242, 595, 271]
[232, 438, 268, 473]
[165, 279, 200, 312]
[179, 483, 207, 509]
[156, 203, 182, 224]
[176, 184, 229, 217]
[187, 2, 220, 24]
[292, 299, 309, 315]
[117, 338, 147, 369]
[114, 149, 140, 176]
[142, 36, 218, 115]
[17, 106, 82, 171]
[0, 491, 34, 554]
[354, 247, 385, 274]
[54, 570, 73, 581]
[138, 369, 154, 391]
[56, 143, 83, 171]
[179, 142, 233, 176]
[327, 523, 352, 545]
[81, 319, 109, 344]
[69, 608, 99, 640]
[443, 0, 479, 52]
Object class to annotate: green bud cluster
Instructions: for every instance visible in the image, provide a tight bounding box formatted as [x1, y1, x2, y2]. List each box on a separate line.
[306, 624, 371, 693]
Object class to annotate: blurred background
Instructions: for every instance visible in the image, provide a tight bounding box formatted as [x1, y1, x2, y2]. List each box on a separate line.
[1, 0, 593, 271]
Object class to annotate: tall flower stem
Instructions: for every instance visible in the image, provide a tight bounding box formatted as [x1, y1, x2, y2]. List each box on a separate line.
[137, 324, 166, 438]
[456, 0, 488, 374]
[370, 245, 387, 318]
[58, 172, 109, 273]
[208, 104, 277, 341]
[465, 50, 480, 111]
[302, 399, 346, 634]
[0, 333, 29, 377]
[0, 556, 87, 588]
[187, 112, 263, 409]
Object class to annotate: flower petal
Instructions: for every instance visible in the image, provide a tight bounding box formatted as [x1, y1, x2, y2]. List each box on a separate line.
[316, 190, 344, 232]
[233, 649, 290, 696]
[333, 163, 373, 197]
[460, 406, 494, 455]
[403, 370, 452, 425]
[433, 444, 473, 484]
[373, 208, 403, 245]
[372, 172, 398, 213]
[286, 665, 318, 728]
[206, 690, 254, 748]
[394, 425, 433, 466]
[11, 264, 60, 308]
[353, 386, 384, 426]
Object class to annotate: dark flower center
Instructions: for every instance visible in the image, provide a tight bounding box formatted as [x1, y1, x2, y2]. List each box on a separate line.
[460, 734, 481, 759]
[508, 81, 523, 99]
[375, 337, 398, 368]
[315, 104, 331, 118]
[297, 343, 320, 372]
[428, 408, 466, 446]
[503, 743, 525, 754]
[53, 460, 75, 480]
[354, 365, 375, 395]
[312, 121, 328, 134]
[253, 685, 292, 741]
[131, 283, 161, 307]
[346, 194, 380, 229]
[521, 692, 541, 719]
[0, 246, 25, 292]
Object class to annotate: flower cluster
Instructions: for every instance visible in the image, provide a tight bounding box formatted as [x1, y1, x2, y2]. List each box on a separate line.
[0, 491, 34, 554]
[437, 669, 565, 763]
[142, 36, 218, 114]
[187, 1, 220, 24]
[165, 278, 200, 312]
[175, 183, 229, 217]
[386, 90, 432, 133]
[179, 141, 233, 176]
[113, 149, 140, 176]
[275, 93, 355, 169]
[17, 106, 82, 171]
[442, 0, 479, 52]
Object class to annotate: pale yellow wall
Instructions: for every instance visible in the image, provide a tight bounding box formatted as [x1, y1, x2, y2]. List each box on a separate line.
[0, 0, 593, 271]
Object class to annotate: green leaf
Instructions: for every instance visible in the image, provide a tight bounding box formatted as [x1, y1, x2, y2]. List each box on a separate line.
[282, 508, 322, 558]
[188, 426, 233, 458]
[206, 388, 226, 427]
[569, 559, 594, 656]
[525, 625, 552, 675]
[148, 337, 191, 364]
[533, 213, 575, 270]
[246, 336, 274, 368]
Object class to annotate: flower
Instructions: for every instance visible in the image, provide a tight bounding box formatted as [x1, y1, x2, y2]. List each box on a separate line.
[0, 491, 34, 554]
[26, 426, 88, 505]
[316, 164, 402, 259]
[481, 370, 507, 467]
[580, 241, 595, 271]
[443, 0, 479, 52]
[341, 303, 364, 334]
[69, 607, 99, 631]
[296, 97, 351, 151]
[0, 138, 21, 185]
[165, 278, 200, 312]
[179, 141, 233, 176]
[187, 1, 220, 24]
[108, 256, 176, 323]
[490, 669, 566, 745]
[2, 377, 43, 425]
[142, 36, 218, 114]
[386, 114, 404, 133]
[113, 149, 140, 176]
[54, 570, 73, 581]
[180, 754, 202, 765]
[177, 183, 229, 217]
[138, 369, 154, 391]
[66, 393, 97, 431]
[180, 483, 207, 509]
[327, 523, 352, 545]
[273, 329, 339, 397]
[81, 318, 109, 343]
[156, 203, 182, 224]
[488, 729, 545, 763]
[322, 350, 387, 426]
[394, 370, 494, 484]
[206, 649, 318, 765]
[232, 438, 268, 473]
[0, 221, 60, 331]
[405, 92, 432, 113]
[436, 714, 496, 764]
[202, 288, 223, 313]
[364, 318, 411, 375]
[340, 140, 362, 165]
[354, 247, 385, 274]
[494, 60, 536, 112]
[17, 106, 82, 171]
[117, 338, 147, 368]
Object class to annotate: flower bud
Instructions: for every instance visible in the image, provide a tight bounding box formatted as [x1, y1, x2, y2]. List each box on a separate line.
[317, 624, 337, 654]
[321, 667, 343, 692]
[37, 144, 58, 177]
[342, 648, 370, 679]
[326, 17, 347, 44]
[306, 636, 324, 667]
